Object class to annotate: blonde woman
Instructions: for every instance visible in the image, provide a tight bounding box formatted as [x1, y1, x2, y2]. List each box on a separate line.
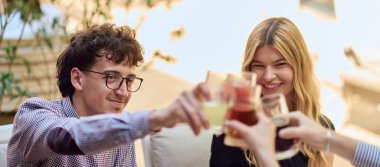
[210, 17, 334, 167]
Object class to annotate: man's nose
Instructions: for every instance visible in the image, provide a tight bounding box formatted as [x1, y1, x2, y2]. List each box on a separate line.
[115, 80, 130, 96]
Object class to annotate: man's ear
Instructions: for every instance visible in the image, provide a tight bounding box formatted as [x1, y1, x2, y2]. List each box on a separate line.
[71, 67, 84, 91]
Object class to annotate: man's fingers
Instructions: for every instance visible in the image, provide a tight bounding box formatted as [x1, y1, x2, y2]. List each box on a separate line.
[184, 91, 209, 129]
[184, 90, 202, 111]
[192, 83, 211, 100]
[173, 100, 189, 124]
[178, 93, 201, 135]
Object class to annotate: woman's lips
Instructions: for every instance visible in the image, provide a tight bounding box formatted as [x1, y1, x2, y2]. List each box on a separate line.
[261, 83, 283, 94]
[263, 83, 281, 89]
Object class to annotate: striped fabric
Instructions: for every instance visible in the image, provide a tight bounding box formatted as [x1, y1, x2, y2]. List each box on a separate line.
[7, 97, 151, 167]
[352, 141, 380, 167]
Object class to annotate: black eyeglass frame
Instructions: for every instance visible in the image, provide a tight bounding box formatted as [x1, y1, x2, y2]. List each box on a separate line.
[81, 69, 143, 92]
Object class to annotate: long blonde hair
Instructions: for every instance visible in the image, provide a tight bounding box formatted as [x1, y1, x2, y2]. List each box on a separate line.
[241, 17, 332, 167]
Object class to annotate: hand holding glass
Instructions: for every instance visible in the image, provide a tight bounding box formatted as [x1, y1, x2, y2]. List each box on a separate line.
[261, 93, 299, 160]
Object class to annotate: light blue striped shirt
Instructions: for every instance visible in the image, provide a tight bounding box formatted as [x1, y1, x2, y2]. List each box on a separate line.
[352, 141, 380, 167]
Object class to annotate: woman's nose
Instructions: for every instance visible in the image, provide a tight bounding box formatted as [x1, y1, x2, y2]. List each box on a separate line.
[263, 66, 276, 81]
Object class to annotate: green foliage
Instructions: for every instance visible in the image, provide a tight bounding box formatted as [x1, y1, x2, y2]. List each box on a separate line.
[0, 0, 44, 112]
[0, 72, 31, 100]
[0, 42, 32, 111]
[5, 0, 43, 22]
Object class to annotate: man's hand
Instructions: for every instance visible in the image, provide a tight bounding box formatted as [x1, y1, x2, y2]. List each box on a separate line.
[148, 83, 211, 135]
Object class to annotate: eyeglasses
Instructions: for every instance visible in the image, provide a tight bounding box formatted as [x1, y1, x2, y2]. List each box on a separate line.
[82, 70, 143, 92]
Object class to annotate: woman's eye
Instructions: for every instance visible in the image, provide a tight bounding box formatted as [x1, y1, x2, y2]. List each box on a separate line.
[252, 64, 264, 68]
[276, 62, 287, 67]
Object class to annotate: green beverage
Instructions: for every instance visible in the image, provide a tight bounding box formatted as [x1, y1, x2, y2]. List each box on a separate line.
[202, 100, 228, 134]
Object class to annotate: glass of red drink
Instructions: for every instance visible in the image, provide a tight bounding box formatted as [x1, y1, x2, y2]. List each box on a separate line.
[223, 72, 261, 148]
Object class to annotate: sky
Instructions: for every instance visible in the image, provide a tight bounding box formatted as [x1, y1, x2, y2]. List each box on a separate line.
[3, 0, 380, 129]
[4, 0, 380, 83]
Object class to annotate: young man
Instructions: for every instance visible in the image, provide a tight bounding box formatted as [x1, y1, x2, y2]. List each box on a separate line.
[7, 23, 210, 166]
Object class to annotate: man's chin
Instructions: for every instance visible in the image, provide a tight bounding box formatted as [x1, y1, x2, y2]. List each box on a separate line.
[111, 106, 127, 113]
[107, 102, 127, 113]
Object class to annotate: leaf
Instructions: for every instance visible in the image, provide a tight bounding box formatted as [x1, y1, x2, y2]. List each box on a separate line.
[19, 0, 44, 23]
[4, 78, 12, 95]
[23, 90, 32, 97]
[40, 28, 53, 49]
[52, 17, 59, 29]
[4, 1, 19, 15]
[13, 80, 32, 97]
[10, 95, 19, 101]
[147, 0, 153, 8]
[22, 59, 31, 73]
[14, 84, 22, 93]
[9, 55, 17, 63]
[5, 44, 16, 57]
[0, 86, 3, 99]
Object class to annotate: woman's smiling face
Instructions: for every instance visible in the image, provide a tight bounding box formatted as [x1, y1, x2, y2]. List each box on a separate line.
[250, 45, 294, 97]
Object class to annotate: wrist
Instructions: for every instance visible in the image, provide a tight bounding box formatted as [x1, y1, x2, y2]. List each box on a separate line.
[324, 129, 332, 156]
[148, 110, 162, 133]
[255, 148, 279, 167]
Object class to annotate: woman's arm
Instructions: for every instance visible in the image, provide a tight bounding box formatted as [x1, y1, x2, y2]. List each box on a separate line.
[279, 112, 368, 166]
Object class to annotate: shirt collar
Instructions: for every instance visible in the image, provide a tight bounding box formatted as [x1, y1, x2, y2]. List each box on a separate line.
[62, 96, 80, 118]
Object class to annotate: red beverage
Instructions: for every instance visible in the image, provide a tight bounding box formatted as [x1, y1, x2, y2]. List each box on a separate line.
[275, 124, 294, 151]
[234, 86, 251, 101]
[228, 108, 258, 125]
[226, 106, 258, 138]
[225, 85, 257, 137]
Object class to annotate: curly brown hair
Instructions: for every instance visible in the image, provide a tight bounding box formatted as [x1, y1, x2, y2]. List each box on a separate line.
[56, 23, 145, 97]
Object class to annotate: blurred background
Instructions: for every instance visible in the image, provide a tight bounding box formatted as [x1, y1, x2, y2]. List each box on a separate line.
[1, 0, 380, 166]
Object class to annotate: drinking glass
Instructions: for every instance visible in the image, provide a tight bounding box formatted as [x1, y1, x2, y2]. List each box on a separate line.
[223, 72, 261, 148]
[261, 93, 299, 160]
[202, 71, 228, 135]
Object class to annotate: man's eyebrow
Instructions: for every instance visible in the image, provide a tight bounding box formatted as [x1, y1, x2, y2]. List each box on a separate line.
[103, 70, 120, 74]
[127, 74, 136, 77]
[103, 70, 136, 77]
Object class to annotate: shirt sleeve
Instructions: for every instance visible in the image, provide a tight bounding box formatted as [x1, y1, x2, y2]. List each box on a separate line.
[352, 141, 380, 167]
[71, 111, 150, 154]
[9, 97, 151, 161]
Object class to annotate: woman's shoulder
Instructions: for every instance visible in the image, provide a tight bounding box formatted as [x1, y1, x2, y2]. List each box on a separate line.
[319, 114, 335, 130]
